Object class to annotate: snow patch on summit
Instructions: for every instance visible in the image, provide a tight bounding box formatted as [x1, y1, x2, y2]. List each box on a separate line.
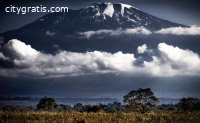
[103, 3, 114, 17]
[120, 3, 139, 16]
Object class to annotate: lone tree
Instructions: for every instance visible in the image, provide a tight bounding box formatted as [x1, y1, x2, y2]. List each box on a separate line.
[123, 88, 158, 113]
[37, 97, 56, 111]
[178, 97, 197, 112]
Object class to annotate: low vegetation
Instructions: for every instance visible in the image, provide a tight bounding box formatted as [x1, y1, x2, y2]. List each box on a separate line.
[0, 88, 200, 122]
[0, 110, 200, 123]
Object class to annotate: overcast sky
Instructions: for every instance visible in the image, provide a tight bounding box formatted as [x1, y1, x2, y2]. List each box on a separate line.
[0, 0, 200, 33]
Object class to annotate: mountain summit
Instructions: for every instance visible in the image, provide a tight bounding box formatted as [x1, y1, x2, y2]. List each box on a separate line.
[75, 2, 184, 31]
[0, 2, 189, 53]
[2, 3, 185, 35]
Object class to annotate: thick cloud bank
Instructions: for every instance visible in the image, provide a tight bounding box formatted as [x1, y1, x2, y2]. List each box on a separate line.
[155, 25, 200, 35]
[0, 39, 200, 78]
[79, 26, 200, 38]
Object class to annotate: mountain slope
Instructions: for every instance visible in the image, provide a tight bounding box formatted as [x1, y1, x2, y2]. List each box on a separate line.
[2, 3, 186, 36]
[1, 2, 196, 54]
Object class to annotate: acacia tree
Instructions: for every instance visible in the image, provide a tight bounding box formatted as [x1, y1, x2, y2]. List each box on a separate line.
[37, 97, 56, 111]
[123, 88, 158, 113]
[178, 97, 197, 112]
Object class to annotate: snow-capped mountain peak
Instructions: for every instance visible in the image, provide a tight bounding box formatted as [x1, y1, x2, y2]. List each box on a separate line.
[85, 3, 139, 18]
[1, 2, 186, 39]
[0, 2, 188, 54]
[102, 3, 114, 17]
[119, 3, 139, 16]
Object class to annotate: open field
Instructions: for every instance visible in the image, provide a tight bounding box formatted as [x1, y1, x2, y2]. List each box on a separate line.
[0, 110, 200, 123]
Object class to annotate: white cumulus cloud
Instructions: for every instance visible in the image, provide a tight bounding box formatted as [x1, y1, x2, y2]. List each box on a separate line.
[137, 44, 147, 54]
[0, 39, 137, 77]
[2, 39, 39, 59]
[79, 29, 113, 39]
[158, 43, 200, 71]
[124, 28, 152, 35]
[79, 26, 200, 38]
[79, 27, 152, 38]
[155, 25, 200, 35]
[0, 39, 200, 78]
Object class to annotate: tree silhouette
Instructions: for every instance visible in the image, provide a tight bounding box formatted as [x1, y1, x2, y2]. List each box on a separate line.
[85, 105, 102, 113]
[123, 88, 158, 113]
[178, 97, 197, 112]
[37, 97, 56, 111]
[73, 103, 83, 112]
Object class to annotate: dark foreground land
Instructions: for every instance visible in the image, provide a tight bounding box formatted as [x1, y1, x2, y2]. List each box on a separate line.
[0, 110, 200, 123]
